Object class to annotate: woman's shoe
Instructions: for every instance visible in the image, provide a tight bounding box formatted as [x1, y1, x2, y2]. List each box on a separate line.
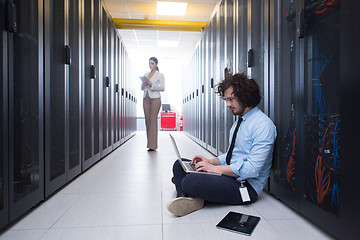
[148, 148, 155, 151]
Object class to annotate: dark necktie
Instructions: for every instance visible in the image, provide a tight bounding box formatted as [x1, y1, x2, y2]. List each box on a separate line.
[226, 117, 243, 165]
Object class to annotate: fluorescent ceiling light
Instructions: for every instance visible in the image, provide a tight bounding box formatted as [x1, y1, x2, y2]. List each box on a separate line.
[157, 1, 188, 16]
[158, 40, 179, 48]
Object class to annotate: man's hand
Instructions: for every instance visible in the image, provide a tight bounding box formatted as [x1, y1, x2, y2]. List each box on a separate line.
[190, 155, 209, 165]
[190, 156, 220, 174]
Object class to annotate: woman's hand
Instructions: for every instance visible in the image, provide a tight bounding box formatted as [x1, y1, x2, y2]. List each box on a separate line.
[141, 80, 152, 89]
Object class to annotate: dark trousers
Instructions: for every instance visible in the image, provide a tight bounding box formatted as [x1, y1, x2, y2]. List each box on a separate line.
[172, 159, 258, 205]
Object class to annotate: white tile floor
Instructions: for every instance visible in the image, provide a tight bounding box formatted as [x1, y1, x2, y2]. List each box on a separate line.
[0, 131, 334, 240]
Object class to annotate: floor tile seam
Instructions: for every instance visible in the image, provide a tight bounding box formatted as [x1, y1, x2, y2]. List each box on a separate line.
[47, 194, 85, 230]
[46, 223, 164, 230]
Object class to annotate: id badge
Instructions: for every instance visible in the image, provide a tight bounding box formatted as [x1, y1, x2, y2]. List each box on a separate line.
[239, 181, 251, 202]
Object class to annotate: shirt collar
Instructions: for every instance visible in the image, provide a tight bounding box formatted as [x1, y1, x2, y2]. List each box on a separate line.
[241, 106, 259, 121]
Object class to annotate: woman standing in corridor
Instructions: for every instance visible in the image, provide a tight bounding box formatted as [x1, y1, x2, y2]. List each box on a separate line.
[141, 57, 165, 151]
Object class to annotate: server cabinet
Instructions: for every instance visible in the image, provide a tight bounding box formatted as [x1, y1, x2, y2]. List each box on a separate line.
[120, 43, 125, 142]
[199, 44, 206, 147]
[68, 0, 82, 180]
[101, 9, 113, 157]
[224, 0, 234, 152]
[247, 0, 265, 111]
[8, 0, 44, 220]
[0, 0, 8, 228]
[270, 0, 299, 210]
[298, 1, 343, 238]
[113, 34, 120, 148]
[208, 19, 217, 155]
[83, 0, 101, 170]
[44, 0, 82, 196]
[204, 26, 211, 152]
[233, 0, 248, 74]
[216, 2, 226, 155]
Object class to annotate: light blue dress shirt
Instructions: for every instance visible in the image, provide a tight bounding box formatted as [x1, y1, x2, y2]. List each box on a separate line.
[217, 106, 277, 195]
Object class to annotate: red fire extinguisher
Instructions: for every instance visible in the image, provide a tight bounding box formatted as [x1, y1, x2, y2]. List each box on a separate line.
[180, 114, 183, 131]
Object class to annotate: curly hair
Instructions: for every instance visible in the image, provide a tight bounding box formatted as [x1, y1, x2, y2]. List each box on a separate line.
[215, 72, 261, 108]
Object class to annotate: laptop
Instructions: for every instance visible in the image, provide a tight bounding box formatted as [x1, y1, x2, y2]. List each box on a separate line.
[169, 134, 221, 175]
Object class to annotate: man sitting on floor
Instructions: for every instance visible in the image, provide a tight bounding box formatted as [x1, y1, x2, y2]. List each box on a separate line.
[167, 72, 277, 217]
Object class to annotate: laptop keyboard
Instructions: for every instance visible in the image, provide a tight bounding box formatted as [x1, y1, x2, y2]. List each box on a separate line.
[184, 162, 196, 171]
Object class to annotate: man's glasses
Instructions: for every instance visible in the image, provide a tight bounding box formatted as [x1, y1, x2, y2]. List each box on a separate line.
[222, 96, 235, 103]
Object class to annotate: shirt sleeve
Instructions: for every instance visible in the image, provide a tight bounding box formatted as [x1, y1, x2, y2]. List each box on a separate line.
[230, 120, 276, 180]
[218, 153, 227, 165]
[151, 73, 165, 91]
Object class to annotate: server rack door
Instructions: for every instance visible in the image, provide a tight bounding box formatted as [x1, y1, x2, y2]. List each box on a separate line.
[299, 1, 342, 237]
[196, 50, 200, 140]
[269, 0, 299, 210]
[235, 0, 248, 74]
[247, 0, 265, 111]
[206, 27, 213, 152]
[212, 15, 218, 156]
[199, 45, 205, 146]
[120, 44, 125, 142]
[68, 0, 81, 180]
[101, 7, 111, 157]
[83, 0, 101, 170]
[107, 22, 114, 151]
[0, 0, 9, 228]
[217, 2, 226, 155]
[224, 0, 234, 152]
[82, 1, 100, 170]
[208, 20, 217, 155]
[44, 0, 68, 196]
[114, 35, 120, 148]
[9, 0, 44, 219]
[340, 2, 360, 238]
[93, 0, 101, 160]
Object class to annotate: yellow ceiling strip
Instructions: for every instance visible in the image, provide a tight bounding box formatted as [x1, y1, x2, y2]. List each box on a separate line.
[113, 18, 207, 32]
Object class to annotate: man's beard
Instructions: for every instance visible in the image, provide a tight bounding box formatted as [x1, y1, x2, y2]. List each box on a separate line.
[230, 106, 245, 116]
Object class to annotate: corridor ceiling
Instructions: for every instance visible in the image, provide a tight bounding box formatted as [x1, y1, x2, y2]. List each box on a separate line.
[103, 0, 220, 63]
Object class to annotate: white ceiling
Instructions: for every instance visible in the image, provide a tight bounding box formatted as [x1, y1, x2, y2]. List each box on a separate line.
[103, 0, 220, 64]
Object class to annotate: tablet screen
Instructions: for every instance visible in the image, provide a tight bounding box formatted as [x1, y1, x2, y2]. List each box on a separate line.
[140, 76, 148, 82]
[216, 211, 260, 236]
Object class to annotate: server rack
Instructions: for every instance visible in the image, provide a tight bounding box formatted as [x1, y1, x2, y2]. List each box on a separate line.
[101, 9, 111, 157]
[183, 0, 360, 238]
[8, 0, 44, 220]
[44, 0, 82, 197]
[224, 0, 234, 152]
[297, 1, 344, 238]
[199, 44, 206, 147]
[1, 0, 136, 230]
[216, 1, 226, 155]
[113, 34, 120, 148]
[209, 17, 217, 155]
[247, 0, 265, 111]
[68, 0, 82, 180]
[270, 0, 300, 211]
[83, 0, 101, 170]
[0, 0, 9, 228]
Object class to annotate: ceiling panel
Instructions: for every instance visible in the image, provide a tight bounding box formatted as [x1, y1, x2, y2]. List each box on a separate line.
[105, 0, 219, 63]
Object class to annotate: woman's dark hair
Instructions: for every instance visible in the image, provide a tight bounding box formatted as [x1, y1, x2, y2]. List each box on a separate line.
[215, 72, 261, 108]
[149, 57, 159, 71]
